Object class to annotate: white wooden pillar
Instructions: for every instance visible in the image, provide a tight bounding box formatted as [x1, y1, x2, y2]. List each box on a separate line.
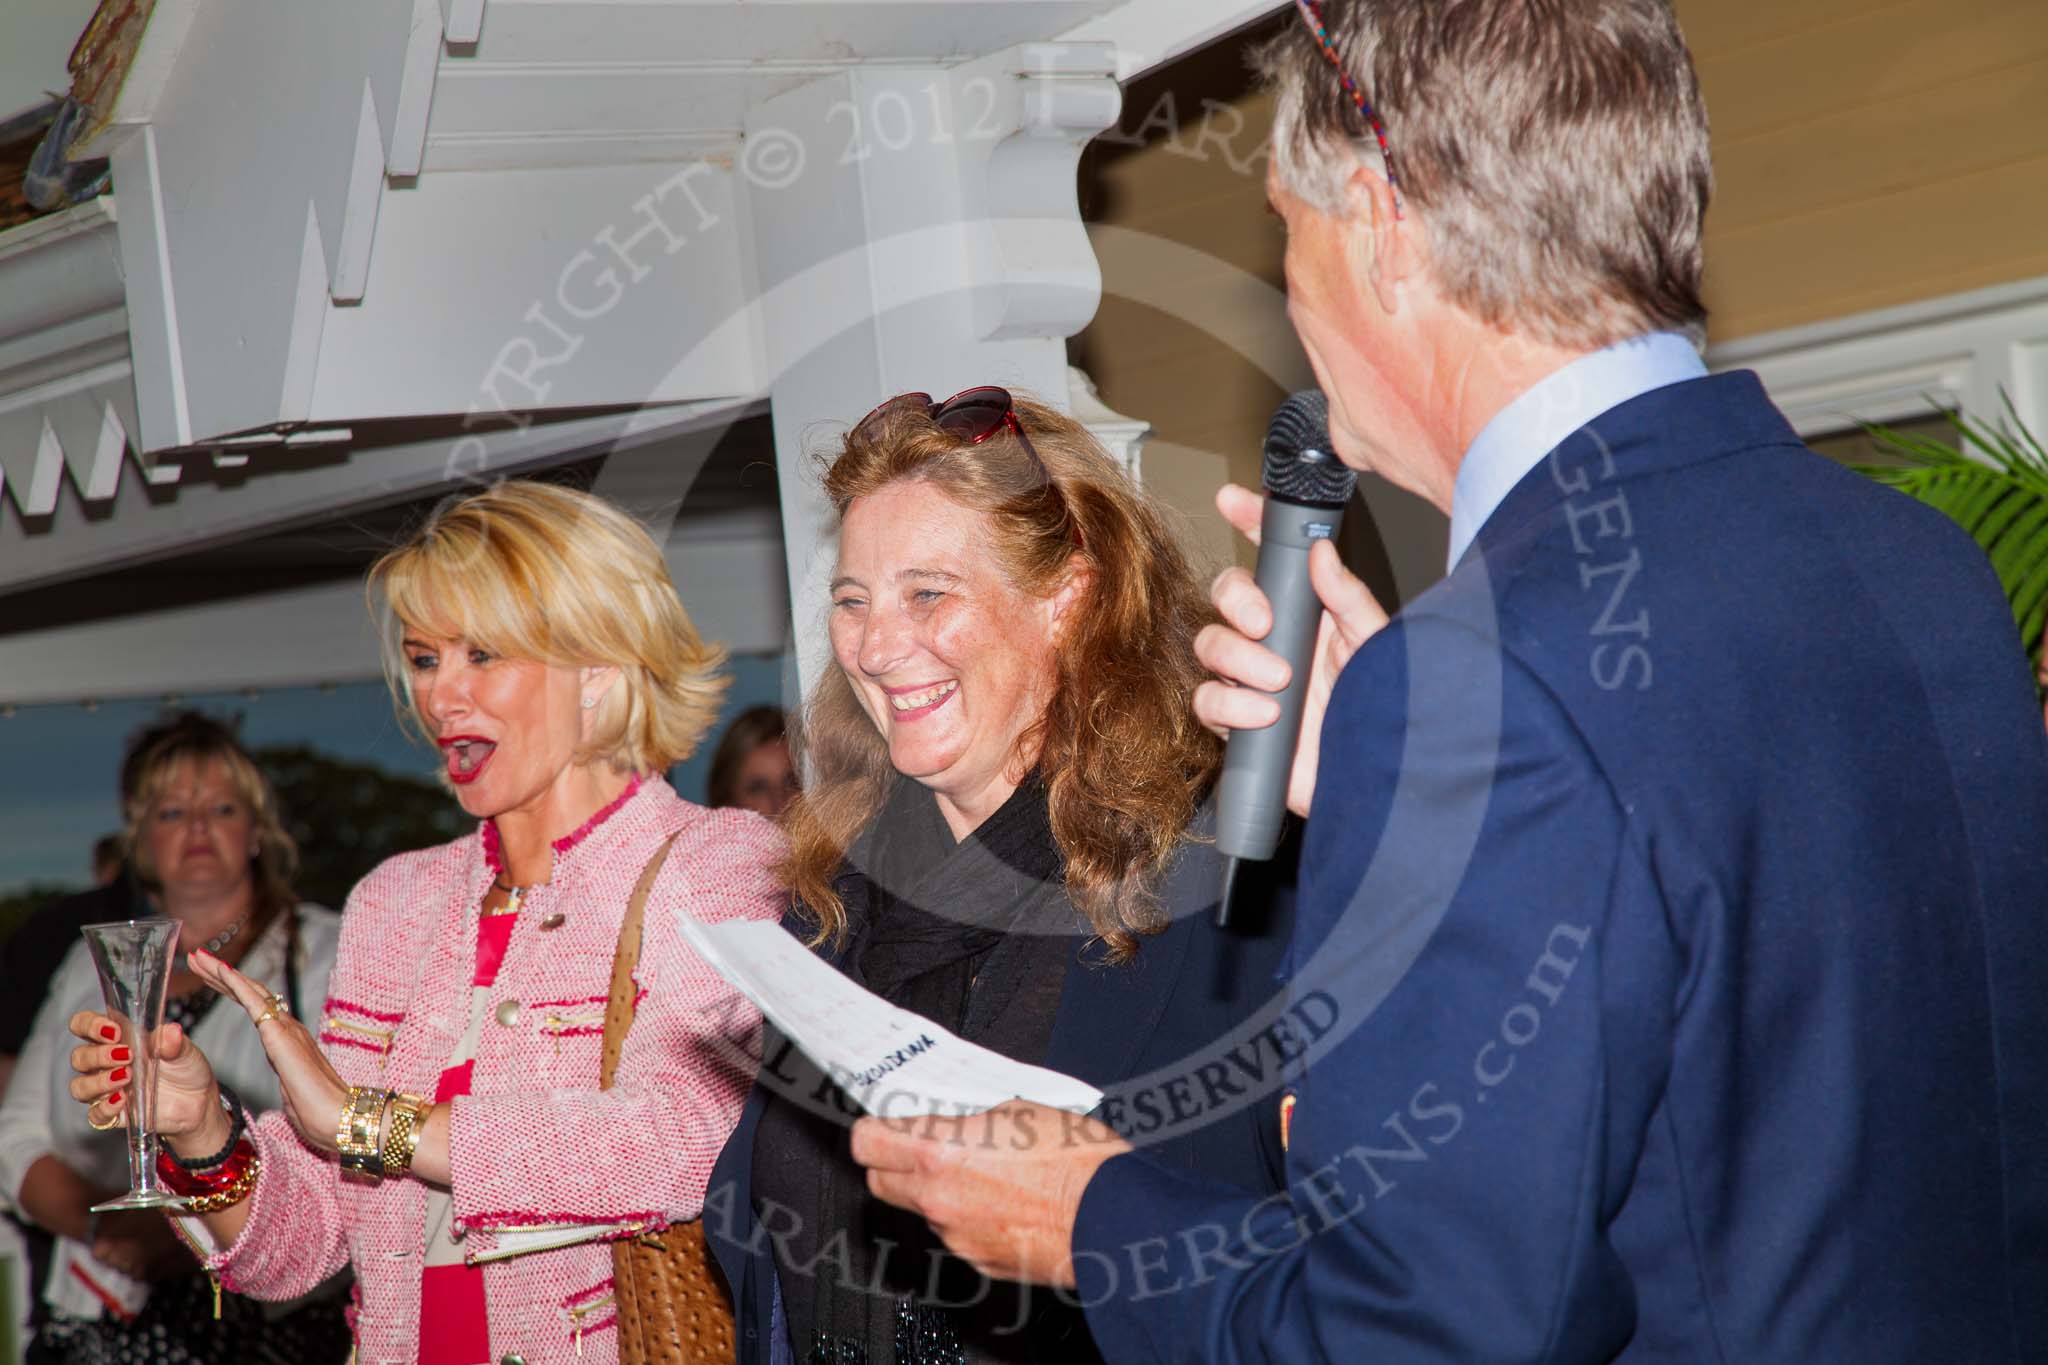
[742, 43, 1122, 698]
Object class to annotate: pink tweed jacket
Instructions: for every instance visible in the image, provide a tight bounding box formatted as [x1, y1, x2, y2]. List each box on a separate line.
[192, 779, 785, 1365]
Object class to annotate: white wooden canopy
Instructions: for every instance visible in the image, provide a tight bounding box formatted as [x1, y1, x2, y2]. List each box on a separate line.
[0, 0, 1282, 705]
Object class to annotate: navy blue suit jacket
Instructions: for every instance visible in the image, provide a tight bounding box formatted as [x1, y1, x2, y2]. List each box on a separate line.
[705, 812, 1300, 1364]
[1072, 372, 2048, 1361]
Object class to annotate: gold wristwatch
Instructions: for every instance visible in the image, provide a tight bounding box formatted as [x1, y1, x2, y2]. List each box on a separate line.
[379, 1093, 431, 1179]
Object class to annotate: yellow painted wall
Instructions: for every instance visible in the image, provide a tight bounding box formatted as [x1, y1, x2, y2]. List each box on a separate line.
[1680, 0, 2048, 340]
[1072, 2, 2048, 588]
[1073, 27, 1294, 580]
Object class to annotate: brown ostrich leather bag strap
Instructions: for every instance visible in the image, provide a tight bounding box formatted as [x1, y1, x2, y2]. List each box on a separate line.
[602, 832, 738, 1365]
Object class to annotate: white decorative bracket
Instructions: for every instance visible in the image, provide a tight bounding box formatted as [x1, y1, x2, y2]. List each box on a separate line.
[0, 378, 168, 519]
[440, 0, 485, 46]
[85, 0, 437, 450]
[1067, 365, 1151, 484]
[963, 43, 1122, 342]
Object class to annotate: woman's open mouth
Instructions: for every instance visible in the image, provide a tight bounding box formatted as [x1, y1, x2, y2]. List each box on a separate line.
[441, 737, 497, 784]
[886, 680, 958, 722]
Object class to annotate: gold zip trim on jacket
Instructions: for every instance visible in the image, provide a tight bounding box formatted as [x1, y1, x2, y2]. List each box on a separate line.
[321, 1017, 396, 1049]
[539, 1007, 608, 1053]
[464, 1219, 650, 1266]
[566, 1290, 616, 1357]
[165, 1211, 226, 1318]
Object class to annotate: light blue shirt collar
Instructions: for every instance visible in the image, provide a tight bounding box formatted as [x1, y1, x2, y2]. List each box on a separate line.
[1446, 331, 1707, 570]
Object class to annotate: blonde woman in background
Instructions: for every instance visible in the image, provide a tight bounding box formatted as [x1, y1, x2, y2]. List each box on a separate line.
[1, 712, 346, 1363]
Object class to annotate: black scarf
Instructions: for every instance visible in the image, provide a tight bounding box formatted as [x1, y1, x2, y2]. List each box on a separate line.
[752, 774, 1101, 1365]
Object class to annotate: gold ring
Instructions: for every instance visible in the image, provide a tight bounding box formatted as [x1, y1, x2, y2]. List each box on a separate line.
[87, 1106, 122, 1131]
[266, 991, 291, 1017]
[253, 1006, 283, 1027]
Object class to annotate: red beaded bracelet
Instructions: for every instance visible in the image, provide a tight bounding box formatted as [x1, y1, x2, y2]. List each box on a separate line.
[157, 1136, 257, 1198]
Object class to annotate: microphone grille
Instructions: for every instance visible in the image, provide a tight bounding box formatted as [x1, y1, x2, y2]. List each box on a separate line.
[1262, 391, 1356, 507]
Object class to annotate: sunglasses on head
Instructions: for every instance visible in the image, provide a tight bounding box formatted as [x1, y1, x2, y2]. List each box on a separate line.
[853, 386, 1083, 547]
[854, 386, 1038, 457]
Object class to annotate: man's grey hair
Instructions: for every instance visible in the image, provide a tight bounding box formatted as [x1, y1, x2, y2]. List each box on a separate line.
[1262, 0, 1714, 350]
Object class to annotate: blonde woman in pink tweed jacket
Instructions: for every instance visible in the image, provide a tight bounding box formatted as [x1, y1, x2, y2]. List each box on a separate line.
[68, 481, 788, 1365]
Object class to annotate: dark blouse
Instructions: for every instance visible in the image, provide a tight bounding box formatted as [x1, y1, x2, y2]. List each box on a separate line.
[751, 775, 1092, 1365]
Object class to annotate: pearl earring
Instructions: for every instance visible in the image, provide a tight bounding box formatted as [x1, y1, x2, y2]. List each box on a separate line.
[581, 696, 598, 710]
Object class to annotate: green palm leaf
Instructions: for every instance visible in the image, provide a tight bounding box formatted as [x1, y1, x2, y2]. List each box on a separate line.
[1853, 395, 2048, 670]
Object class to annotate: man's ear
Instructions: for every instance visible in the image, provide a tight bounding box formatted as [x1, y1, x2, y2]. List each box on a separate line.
[1342, 159, 1417, 316]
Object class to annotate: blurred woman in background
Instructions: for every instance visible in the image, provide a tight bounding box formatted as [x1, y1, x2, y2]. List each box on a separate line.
[0, 712, 346, 1364]
[706, 704, 799, 818]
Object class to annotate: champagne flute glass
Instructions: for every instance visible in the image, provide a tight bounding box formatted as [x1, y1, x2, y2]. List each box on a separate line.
[80, 919, 187, 1212]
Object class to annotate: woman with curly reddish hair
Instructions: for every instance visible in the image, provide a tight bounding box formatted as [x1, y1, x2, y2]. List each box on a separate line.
[705, 388, 1296, 1365]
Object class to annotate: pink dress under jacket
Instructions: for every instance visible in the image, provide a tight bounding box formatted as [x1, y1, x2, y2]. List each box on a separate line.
[182, 779, 786, 1365]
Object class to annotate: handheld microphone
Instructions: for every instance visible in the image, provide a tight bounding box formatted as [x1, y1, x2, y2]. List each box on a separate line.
[1214, 391, 1356, 927]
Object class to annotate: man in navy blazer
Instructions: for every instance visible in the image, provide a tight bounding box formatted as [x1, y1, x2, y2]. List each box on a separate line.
[852, 0, 2048, 1358]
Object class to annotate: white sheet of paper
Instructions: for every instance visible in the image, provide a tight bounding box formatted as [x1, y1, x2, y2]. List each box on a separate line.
[674, 915, 1104, 1117]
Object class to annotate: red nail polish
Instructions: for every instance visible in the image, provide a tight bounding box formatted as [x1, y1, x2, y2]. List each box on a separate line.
[109, 1090, 123, 1105]
[99, 1025, 118, 1041]
[109, 1067, 129, 1083]
[110, 1047, 131, 1062]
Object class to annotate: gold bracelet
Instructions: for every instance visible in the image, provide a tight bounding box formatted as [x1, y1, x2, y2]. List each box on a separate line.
[336, 1086, 390, 1181]
[333, 1085, 375, 1152]
[184, 1156, 262, 1215]
[379, 1093, 430, 1179]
